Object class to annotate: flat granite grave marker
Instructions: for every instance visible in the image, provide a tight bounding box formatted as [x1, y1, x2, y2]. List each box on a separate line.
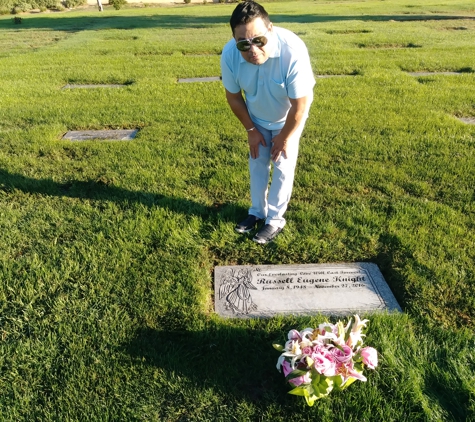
[178, 77, 221, 83]
[457, 117, 475, 125]
[315, 74, 356, 79]
[215, 262, 401, 318]
[407, 71, 462, 76]
[62, 129, 138, 141]
[62, 84, 126, 89]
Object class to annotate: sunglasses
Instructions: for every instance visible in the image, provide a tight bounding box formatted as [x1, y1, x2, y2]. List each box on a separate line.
[235, 30, 269, 52]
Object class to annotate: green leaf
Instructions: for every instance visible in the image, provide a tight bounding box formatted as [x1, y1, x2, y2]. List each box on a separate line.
[305, 394, 317, 407]
[340, 376, 358, 390]
[333, 343, 344, 352]
[310, 373, 334, 398]
[288, 385, 312, 397]
[288, 385, 319, 407]
[305, 356, 314, 367]
[316, 376, 334, 395]
[311, 372, 321, 385]
[272, 343, 284, 352]
[337, 320, 345, 338]
[345, 317, 354, 341]
[285, 369, 308, 381]
[329, 375, 344, 390]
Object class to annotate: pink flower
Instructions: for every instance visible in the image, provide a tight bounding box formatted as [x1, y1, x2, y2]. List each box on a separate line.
[331, 345, 353, 363]
[311, 348, 336, 376]
[282, 360, 311, 386]
[336, 360, 367, 383]
[361, 347, 378, 369]
[302, 346, 313, 356]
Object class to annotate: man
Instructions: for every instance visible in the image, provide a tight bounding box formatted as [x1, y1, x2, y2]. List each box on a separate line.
[221, 1, 315, 244]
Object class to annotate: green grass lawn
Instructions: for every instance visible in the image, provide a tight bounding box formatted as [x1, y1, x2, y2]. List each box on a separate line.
[0, 0, 474, 420]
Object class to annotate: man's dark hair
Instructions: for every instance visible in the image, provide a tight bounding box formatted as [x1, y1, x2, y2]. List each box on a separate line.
[230, 1, 271, 34]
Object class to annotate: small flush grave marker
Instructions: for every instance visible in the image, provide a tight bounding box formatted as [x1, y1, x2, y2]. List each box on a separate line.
[407, 71, 463, 76]
[457, 117, 475, 125]
[178, 77, 221, 83]
[315, 74, 357, 79]
[183, 53, 219, 57]
[62, 84, 127, 89]
[62, 129, 138, 141]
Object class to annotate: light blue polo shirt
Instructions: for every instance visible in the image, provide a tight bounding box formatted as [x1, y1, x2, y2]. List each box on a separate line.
[221, 26, 315, 130]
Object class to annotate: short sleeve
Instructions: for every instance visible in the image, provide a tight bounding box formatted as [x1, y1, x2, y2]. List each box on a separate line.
[286, 53, 315, 99]
[220, 42, 241, 94]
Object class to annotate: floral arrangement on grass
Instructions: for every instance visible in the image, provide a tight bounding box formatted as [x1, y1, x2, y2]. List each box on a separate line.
[273, 315, 378, 406]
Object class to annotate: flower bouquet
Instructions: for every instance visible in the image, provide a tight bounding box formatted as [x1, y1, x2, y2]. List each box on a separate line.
[273, 315, 378, 406]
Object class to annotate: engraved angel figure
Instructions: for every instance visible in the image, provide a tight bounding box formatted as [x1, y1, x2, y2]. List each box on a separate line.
[219, 268, 257, 315]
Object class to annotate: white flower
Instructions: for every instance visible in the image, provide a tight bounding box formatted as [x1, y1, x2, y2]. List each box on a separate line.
[352, 315, 369, 333]
[282, 340, 303, 358]
[299, 328, 315, 341]
[289, 340, 302, 355]
[287, 329, 301, 341]
[346, 315, 369, 348]
[318, 322, 336, 335]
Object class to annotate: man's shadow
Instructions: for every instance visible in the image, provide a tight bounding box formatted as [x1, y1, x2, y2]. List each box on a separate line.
[123, 322, 291, 404]
[0, 167, 242, 225]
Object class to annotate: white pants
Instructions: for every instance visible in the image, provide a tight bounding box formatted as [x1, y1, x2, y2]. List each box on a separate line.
[248, 118, 307, 229]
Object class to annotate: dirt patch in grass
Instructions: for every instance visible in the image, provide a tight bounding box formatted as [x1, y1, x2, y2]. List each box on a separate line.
[358, 42, 422, 49]
[326, 29, 372, 34]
